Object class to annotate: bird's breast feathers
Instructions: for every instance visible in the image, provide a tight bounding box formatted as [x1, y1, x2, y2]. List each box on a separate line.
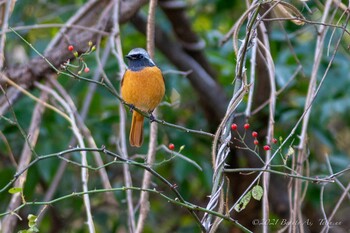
[121, 66, 165, 112]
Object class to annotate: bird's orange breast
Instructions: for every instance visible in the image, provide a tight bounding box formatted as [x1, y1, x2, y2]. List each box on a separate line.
[121, 66, 165, 112]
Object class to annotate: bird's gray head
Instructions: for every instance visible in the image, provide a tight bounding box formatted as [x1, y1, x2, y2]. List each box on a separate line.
[126, 48, 155, 71]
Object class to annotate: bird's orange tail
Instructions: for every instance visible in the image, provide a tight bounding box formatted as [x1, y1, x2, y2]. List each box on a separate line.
[129, 111, 144, 147]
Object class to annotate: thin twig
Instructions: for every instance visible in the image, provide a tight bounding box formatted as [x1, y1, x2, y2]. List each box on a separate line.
[319, 185, 328, 231]
[224, 168, 334, 183]
[320, 181, 350, 233]
[324, 154, 350, 200]
[1, 90, 47, 233]
[111, 1, 135, 231]
[0, 185, 240, 227]
[261, 17, 350, 37]
[0, 146, 207, 231]
[36, 15, 117, 227]
[0, 73, 71, 122]
[244, 36, 257, 117]
[258, 20, 276, 233]
[1, 23, 110, 36]
[158, 145, 202, 171]
[0, 130, 16, 166]
[99, 149, 204, 232]
[46, 0, 101, 51]
[205, 4, 261, 232]
[135, 0, 159, 232]
[293, 1, 333, 232]
[35, 81, 96, 233]
[0, 0, 16, 69]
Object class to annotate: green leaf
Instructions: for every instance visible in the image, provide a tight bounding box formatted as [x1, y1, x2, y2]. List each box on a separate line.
[30, 226, 39, 232]
[16, 214, 39, 232]
[286, 146, 295, 157]
[28, 222, 36, 228]
[252, 185, 264, 201]
[285, 146, 295, 164]
[234, 191, 252, 212]
[28, 214, 37, 222]
[8, 187, 22, 194]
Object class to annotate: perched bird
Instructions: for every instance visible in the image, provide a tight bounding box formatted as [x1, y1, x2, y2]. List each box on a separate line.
[121, 48, 165, 147]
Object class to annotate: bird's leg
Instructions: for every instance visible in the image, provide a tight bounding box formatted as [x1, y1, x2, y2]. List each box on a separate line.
[128, 104, 135, 113]
[148, 111, 156, 122]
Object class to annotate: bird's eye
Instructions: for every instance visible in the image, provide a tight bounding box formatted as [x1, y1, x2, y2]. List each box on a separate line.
[138, 54, 144, 59]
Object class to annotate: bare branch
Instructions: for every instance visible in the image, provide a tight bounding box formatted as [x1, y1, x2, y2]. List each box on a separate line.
[1, 90, 47, 233]
[135, 0, 159, 232]
[110, 0, 136, 231]
[0, 0, 16, 69]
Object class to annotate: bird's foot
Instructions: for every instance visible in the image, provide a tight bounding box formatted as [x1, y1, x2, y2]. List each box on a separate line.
[129, 104, 135, 113]
[149, 113, 156, 123]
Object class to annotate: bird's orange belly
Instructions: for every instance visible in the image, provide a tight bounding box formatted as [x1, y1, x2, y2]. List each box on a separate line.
[121, 66, 165, 112]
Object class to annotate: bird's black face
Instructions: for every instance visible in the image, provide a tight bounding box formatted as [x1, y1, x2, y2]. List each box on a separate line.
[126, 48, 155, 71]
[126, 53, 145, 60]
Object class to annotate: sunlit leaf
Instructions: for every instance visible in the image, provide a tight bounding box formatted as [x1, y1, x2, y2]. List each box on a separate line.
[234, 191, 252, 212]
[252, 185, 264, 201]
[282, 146, 295, 165]
[8, 187, 22, 194]
[28, 214, 37, 227]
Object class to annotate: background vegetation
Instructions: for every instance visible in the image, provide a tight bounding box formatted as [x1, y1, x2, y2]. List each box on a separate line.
[0, 0, 350, 232]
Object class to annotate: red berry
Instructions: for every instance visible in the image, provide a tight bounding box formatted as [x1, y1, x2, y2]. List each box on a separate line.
[68, 45, 74, 51]
[272, 138, 278, 144]
[244, 123, 250, 130]
[252, 131, 258, 138]
[263, 145, 271, 151]
[168, 143, 175, 150]
[84, 67, 90, 73]
[231, 123, 238, 130]
[254, 139, 259, 145]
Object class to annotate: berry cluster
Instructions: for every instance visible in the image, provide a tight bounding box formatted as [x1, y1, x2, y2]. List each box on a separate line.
[230, 122, 278, 152]
[62, 42, 96, 75]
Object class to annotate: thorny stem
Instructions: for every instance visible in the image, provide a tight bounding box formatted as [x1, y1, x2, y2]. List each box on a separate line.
[0, 184, 246, 231]
[0, 147, 206, 231]
[103, 148, 205, 232]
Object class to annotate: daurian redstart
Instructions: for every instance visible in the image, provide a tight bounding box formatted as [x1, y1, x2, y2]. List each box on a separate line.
[121, 48, 165, 147]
